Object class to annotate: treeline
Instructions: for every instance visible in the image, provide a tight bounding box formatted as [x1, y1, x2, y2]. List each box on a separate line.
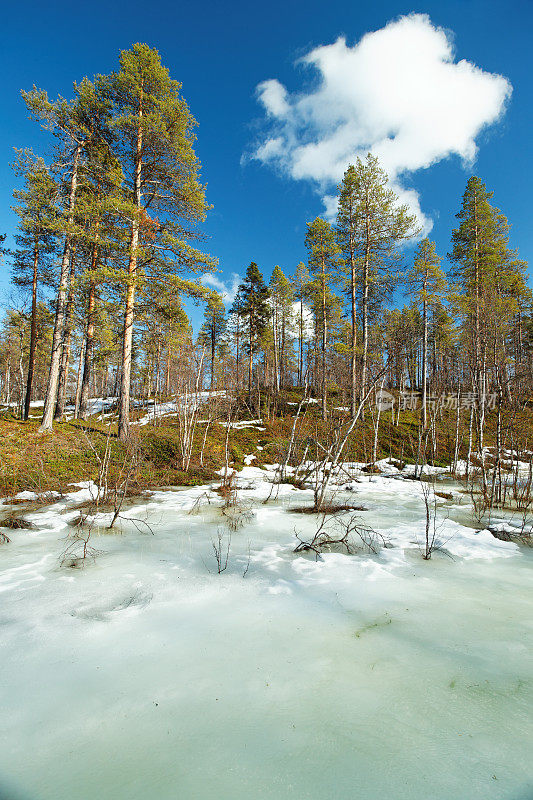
[0, 44, 532, 446]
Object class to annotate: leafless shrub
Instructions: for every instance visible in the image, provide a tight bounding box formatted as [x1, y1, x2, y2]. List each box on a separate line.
[221, 503, 254, 532]
[264, 397, 310, 503]
[212, 527, 231, 573]
[310, 370, 388, 512]
[107, 435, 143, 530]
[212, 468, 254, 530]
[294, 510, 387, 560]
[242, 541, 252, 577]
[60, 522, 101, 568]
[58, 430, 150, 566]
[216, 467, 238, 508]
[188, 491, 213, 515]
[0, 514, 36, 530]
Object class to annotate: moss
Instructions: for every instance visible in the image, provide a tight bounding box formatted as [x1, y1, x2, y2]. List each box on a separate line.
[172, 468, 216, 486]
[141, 432, 180, 466]
[1, 400, 533, 497]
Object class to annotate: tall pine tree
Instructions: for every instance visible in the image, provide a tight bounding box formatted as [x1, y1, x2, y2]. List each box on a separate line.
[105, 44, 215, 439]
[11, 151, 57, 419]
[199, 292, 226, 391]
[407, 238, 447, 423]
[237, 262, 269, 395]
[337, 154, 418, 400]
[305, 217, 342, 418]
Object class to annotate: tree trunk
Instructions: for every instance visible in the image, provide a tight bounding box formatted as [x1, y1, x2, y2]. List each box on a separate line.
[321, 262, 327, 420]
[118, 85, 143, 441]
[272, 305, 279, 393]
[39, 143, 82, 432]
[248, 311, 253, 396]
[350, 249, 357, 417]
[23, 242, 39, 420]
[54, 246, 78, 420]
[79, 274, 97, 419]
[421, 277, 428, 426]
[210, 325, 215, 391]
[74, 339, 85, 418]
[299, 297, 303, 386]
[361, 230, 370, 406]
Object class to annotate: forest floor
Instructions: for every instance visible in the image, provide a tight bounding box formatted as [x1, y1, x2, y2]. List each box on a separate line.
[1, 388, 532, 497]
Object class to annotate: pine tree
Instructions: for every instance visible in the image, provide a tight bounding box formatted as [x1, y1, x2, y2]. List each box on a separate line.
[199, 292, 226, 390]
[75, 140, 125, 419]
[105, 43, 215, 439]
[269, 265, 293, 391]
[229, 288, 246, 390]
[450, 177, 529, 421]
[338, 154, 418, 399]
[292, 261, 310, 386]
[10, 151, 57, 419]
[23, 78, 110, 431]
[237, 263, 269, 394]
[336, 164, 359, 415]
[407, 238, 447, 423]
[305, 217, 342, 418]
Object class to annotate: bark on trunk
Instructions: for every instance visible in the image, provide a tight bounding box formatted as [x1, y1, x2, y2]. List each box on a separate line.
[321, 260, 327, 420]
[79, 275, 97, 419]
[118, 85, 143, 441]
[421, 277, 428, 426]
[39, 143, 82, 431]
[23, 242, 39, 421]
[54, 251, 77, 421]
[350, 249, 357, 417]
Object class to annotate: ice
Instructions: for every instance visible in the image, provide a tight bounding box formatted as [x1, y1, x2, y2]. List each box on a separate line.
[1, 468, 532, 800]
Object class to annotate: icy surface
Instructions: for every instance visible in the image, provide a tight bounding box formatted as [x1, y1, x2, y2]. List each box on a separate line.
[1, 467, 532, 800]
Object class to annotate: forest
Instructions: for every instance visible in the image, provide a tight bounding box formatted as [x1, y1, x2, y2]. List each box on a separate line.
[1, 45, 532, 490]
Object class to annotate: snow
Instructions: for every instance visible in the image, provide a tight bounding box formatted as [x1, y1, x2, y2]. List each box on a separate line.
[1, 466, 532, 799]
[220, 418, 265, 430]
[0, 393, 230, 424]
[134, 391, 228, 426]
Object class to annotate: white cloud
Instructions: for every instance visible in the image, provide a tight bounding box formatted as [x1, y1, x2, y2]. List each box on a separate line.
[256, 80, 290, 117]
[202, 272, 242, 305]
[290, 301, 314, 340]
[250, 13, 512, 231]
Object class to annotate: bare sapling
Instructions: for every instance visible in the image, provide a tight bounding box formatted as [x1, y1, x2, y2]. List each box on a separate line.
[214, 409, 254, 531]
[312, 368, 388, 513]
[60, 428, 149, 567]
[264, 395, 309, 503]
[370, 377, 386, 467]
[451, 388, 461, 477]
[418, 477, 450, 559]
[107, 433, 143, 529]
[176, 344, 206, 471]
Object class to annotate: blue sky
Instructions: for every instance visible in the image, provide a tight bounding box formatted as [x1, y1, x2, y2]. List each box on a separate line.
[1, 0, 531, 329]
